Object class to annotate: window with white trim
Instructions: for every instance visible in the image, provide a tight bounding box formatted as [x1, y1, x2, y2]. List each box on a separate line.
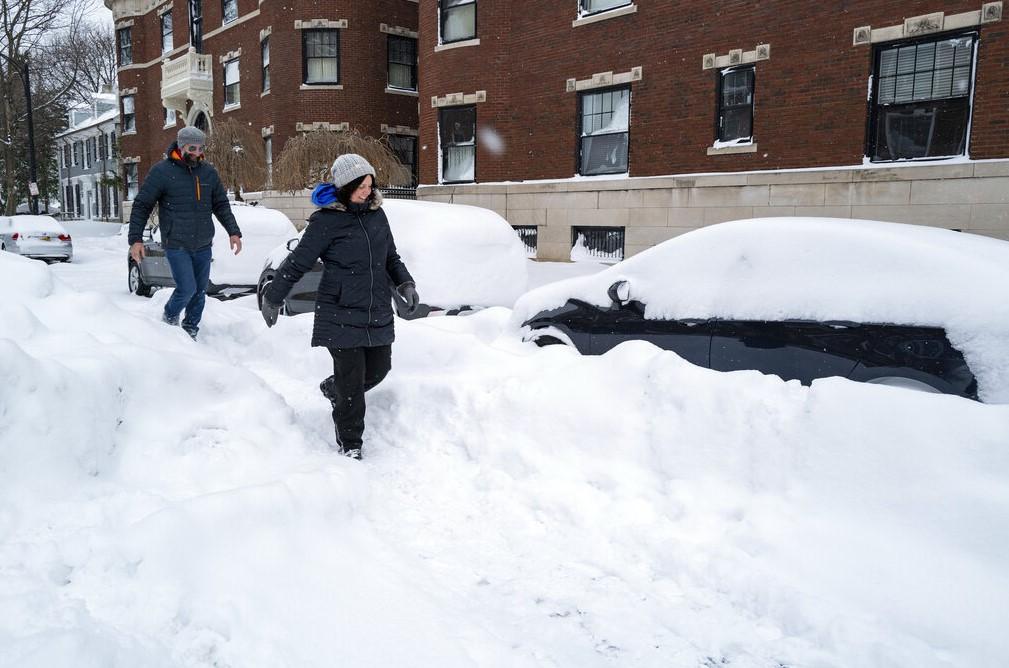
[388, 36, 417, 91]
[303, 29, 339, 84]
[439, 106, 475, 183]
[122, 95, 136, 133]
[117, 27, 132, 66]
[717, 66, 754, 143]
[264, 136, 272, 186]
[578, 86, 629, 175]
[440, 0, 476, 43]
[161, 12, 173, 54]
[164, 107, 177, 127]
[261, 37, 270, 92]
[222, 0, 237, 24]
[580, 0, 631, 16]
[389, 134, 418, 185]
[224, 58, 240, 107]
[869, 33, 976, 161]
[124, 164, 138, 201]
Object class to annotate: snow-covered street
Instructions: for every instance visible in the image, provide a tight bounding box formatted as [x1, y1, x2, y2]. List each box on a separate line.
[2, 223, 1008, 667]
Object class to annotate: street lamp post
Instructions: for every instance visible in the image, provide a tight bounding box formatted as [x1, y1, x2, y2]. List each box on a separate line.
[1, 53, 39, 215]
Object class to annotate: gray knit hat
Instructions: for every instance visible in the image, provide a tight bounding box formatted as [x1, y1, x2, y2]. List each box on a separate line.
[330, 153, 376, 188]
[177, 126, 206, 147]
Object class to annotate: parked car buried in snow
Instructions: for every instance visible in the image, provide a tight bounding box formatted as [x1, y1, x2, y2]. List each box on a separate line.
[514, 217, 1009, 402]
[127, 203, 298, 299]
[256, 198, 529, 319]
[0, 215, 73, 263]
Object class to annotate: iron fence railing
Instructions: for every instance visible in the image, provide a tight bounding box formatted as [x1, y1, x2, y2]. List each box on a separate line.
[382, 186, 417, 200]
[571, 226, 625, 263]
[513, 225, 538, 258]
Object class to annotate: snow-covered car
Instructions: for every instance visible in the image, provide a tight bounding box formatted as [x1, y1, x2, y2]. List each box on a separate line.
[0, 215, 73, 263]
[128, 203, 298, 299]
[257, 198, 529, 319]
[514, 217, 1009, 402]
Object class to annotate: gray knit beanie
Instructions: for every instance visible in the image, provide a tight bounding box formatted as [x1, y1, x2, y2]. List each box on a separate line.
[177, 126, 206, 146]
[330, 154, 376, 188]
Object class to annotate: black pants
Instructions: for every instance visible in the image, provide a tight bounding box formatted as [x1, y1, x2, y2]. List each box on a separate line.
[325, 345, 392, 451]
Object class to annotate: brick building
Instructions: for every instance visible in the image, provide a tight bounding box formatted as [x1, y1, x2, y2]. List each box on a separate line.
[104, 0, 421, 213]
[417, 0, 1009, 260]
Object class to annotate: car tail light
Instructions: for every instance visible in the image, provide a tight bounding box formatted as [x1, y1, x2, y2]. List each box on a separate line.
[58, 234, 71, 242]
[11, 232, 18, 240]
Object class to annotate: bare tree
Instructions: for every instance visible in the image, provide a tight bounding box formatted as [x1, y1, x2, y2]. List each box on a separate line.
[43, 23, 117, 105]
[204, 117, 268, 201]
[271, 128, 412, 193]
[0, 0, 87, 212]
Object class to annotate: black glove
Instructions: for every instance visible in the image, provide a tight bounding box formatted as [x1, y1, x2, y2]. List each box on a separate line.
[261, 299, 282, 328]
[397, 281, 420, 316]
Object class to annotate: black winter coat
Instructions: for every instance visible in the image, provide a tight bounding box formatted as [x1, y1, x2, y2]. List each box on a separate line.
[127, 143, 241, 250]
[265, 191, 414, 349]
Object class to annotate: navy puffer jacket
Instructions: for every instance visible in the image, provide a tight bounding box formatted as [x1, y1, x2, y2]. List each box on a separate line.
[265, 190, 414, 349]
[127, 142, 241, 250]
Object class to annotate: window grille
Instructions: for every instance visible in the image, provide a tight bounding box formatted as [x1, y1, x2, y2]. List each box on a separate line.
[513, 225, 538, 258]
[571, 226, 624, 263]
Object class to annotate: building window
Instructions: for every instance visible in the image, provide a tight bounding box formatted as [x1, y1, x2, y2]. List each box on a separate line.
[97, 132, 107, 160]
[63, 145, 71, 169]
[122, 95, 136, 133]
[164, 107, 177, 127]
[513, 225, 538, 258]
[261, 37, 270, 92]
[190, 0, 203, 51]
[84, 138, 92, 168]
[388, 134, 418, 185]
[303, 29, 339, 84]
[161, 12, 173, 54]
[579, 86, 629, 176]
[65, 185, 74, 216]
[124, 164, 139, 201]
[869, 33, 976, 161]
[571, 226, 625, 263]
[579, 0, 631, 15]
[117, 27, 132, 66]
[222, 0, 237, 24]
[388, 36, 417, 91]
[223, 59, 240, 107]
[439, 106, 475, 183]
[717, 66, 754, 143]
[75, 183, 83, 215]
[73, 141, 81, 166]
[440, 0, 476, 44]
[264, 136, 272, 186]
[110, 132, 118, 158]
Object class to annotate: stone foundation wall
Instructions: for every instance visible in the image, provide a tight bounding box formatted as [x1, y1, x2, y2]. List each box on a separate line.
[417, 161, 1009, 261]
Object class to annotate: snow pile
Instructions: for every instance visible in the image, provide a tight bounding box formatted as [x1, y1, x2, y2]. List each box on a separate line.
[513, 217, 1009, 401]
[1, 238, 1008, 667]
[1, 215, 68, 235]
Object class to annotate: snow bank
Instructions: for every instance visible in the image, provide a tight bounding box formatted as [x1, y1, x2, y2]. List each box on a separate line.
[2, 239, 1008, 667]
[208, 204, 297, 285]
[1, 215, 67, 234]
[512, 217, 1009, 401]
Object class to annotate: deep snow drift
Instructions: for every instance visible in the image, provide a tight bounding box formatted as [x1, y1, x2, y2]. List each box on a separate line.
[1, 229, 1007, 668]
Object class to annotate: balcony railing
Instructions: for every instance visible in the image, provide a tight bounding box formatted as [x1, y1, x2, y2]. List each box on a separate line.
[161, 48, 213, 113]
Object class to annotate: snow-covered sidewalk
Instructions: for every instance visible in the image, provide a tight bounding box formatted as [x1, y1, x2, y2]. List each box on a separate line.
[1, 232, 1007, 667]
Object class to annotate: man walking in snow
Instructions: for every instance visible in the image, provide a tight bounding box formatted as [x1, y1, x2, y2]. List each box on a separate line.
[128, 126, 242, 340]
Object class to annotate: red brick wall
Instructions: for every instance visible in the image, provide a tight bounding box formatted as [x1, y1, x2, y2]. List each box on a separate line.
[417, 0, 1009, 185]
[117, 0, 419, 189]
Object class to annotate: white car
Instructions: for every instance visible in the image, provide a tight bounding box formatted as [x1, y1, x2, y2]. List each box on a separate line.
[257, 198, 529, 318]
[128, 203, 298, 299]
[0, 215, 73, 263]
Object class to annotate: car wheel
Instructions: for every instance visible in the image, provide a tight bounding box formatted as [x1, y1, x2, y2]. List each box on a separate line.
[128, 261, 154, 297]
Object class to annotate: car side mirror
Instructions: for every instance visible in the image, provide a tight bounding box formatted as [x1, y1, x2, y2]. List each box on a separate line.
[286, 238, 299, 252]
[607, 280, 630, 305]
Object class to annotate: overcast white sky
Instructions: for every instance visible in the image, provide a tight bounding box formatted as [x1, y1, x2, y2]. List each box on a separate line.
[85, 0, 113, 26]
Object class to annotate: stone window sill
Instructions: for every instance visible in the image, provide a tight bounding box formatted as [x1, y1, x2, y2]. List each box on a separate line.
[223, 103, 242, 113]
[300, 83, 343, 90]
[707, 143, 758, 156]
[385, 87, 418, 97]
[573, 4, 637, 28]
[261, 89, 271, 97]
[435, 38, 480, 52]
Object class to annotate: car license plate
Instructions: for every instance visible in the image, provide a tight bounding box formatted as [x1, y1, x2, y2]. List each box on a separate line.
[40, 235, 50, 241]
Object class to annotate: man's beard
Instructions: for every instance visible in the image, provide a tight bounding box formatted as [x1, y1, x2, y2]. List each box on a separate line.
[183, 153, 202, 165]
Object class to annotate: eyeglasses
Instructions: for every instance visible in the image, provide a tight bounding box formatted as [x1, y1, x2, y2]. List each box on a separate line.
[183, 144, 207, 152]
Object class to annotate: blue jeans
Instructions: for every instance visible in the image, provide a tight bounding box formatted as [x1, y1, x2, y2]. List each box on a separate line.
[164, 246, 212, 333]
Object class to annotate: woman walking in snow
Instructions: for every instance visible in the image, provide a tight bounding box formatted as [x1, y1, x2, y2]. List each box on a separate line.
[260, 154, 420, 459]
